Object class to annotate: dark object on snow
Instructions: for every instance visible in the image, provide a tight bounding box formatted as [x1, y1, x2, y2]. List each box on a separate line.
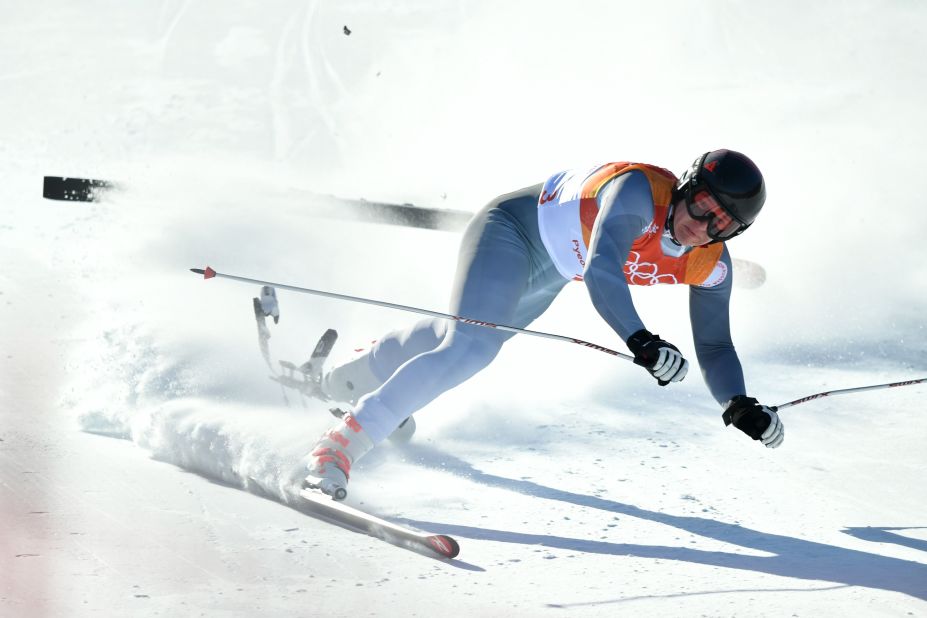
[43, 176, 113, 202]
[343, 25, 351, 35]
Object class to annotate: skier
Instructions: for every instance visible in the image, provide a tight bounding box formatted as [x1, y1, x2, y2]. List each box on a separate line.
[305, 149, 784, 499]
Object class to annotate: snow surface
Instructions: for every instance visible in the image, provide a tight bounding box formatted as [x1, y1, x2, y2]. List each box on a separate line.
[2, 1, 926, 616]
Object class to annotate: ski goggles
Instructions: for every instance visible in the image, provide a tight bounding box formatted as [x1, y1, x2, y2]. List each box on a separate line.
[685, 189, 747, 241]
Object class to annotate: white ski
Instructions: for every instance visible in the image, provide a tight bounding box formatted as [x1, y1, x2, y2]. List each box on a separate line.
[299, 488, 460, 559]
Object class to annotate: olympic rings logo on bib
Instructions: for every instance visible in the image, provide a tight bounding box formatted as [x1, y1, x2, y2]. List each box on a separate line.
[623, 251, 679, 285]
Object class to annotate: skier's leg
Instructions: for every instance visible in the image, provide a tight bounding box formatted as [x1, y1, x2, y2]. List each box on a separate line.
[353, 192, 562, 443]
[319, 182, 558, 408]
[306, 186, 562, 496]
[322, 318, 447, 406]
[322, 265, 564, 409]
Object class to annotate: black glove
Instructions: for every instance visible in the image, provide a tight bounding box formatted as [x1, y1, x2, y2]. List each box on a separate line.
[723, 395, 784, 448]
[626, 329, 689, 386]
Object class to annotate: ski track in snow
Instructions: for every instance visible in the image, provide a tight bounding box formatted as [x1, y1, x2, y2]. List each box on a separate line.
[2, 0, 926, 616]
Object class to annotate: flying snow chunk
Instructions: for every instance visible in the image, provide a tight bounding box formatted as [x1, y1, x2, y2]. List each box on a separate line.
[259, 286, 280, 323]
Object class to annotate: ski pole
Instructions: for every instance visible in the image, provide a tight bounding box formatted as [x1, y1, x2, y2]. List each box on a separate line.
[771, 377, 926, 411]
[190, 266, 634, 361]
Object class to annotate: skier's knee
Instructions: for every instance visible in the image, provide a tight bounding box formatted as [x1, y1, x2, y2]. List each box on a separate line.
[372, 318, 446, 368]
[323, 354, 383, 406]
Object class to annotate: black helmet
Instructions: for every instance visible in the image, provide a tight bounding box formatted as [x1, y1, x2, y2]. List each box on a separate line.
[672, 149, 766, 242]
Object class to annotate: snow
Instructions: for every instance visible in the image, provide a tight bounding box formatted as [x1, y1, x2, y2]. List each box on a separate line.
[2, 1, 926, 616]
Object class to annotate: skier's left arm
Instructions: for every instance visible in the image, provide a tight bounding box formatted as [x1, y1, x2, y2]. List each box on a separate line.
[689, 246, 784, 448]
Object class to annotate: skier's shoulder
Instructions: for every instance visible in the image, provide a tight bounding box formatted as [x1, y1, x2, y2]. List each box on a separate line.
[597, 168, 655, 224]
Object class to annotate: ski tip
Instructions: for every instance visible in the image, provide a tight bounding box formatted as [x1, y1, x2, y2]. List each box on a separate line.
[426, 534, 460, 559]
[190, 266, 217, 279]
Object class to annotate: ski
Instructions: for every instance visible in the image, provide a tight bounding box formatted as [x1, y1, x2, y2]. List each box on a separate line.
[299, 487, 460, 559]
[309, 328, 339, 368]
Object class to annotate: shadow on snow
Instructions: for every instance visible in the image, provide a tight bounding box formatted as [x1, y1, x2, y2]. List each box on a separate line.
[399, 444, 927, 602]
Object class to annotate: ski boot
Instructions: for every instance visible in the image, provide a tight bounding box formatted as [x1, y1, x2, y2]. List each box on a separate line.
[304, 412, 374, 501]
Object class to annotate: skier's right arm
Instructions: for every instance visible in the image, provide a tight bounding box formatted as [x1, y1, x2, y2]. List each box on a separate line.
[583, 172, 648, 340]
[583, 171, 688, 385]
